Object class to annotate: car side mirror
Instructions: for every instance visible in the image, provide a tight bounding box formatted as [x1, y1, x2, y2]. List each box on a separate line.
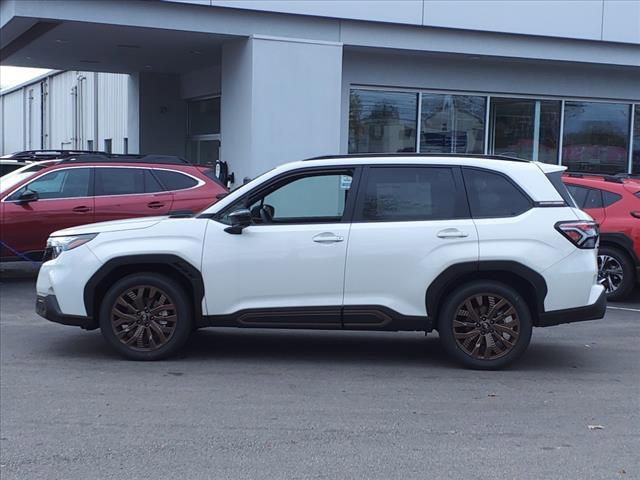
[17, 190, 39, 204]
[224, 208, 252, 235]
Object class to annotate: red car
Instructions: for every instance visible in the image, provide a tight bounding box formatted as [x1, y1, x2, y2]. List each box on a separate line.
[0, 154, 227, 261]
[563, 173, 640, 300]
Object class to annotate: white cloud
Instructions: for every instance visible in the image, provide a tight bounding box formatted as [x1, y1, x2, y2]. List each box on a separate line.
[0, 66, 51, 91]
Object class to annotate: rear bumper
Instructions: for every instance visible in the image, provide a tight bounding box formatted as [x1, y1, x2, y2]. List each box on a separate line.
[36, 295, 98, 330]
[537, 288, 606, 327]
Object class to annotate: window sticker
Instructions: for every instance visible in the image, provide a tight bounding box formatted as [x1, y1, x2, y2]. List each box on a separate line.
[340, 175, 352, 190]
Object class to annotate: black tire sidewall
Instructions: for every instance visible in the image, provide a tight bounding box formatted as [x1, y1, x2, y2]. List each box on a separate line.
[598, 246, 635, 301]
[438, 280, 533, 370]
[99, 273, 192, 360]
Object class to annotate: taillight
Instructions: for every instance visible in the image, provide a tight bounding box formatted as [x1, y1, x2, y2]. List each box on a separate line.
[555, 221, 599, 249]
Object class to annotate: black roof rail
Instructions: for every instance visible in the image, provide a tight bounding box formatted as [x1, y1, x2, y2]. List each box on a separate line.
[564, 172, 624, 184]
[304, 153, 531, 163]
[59, 154, 191, 165]
[614, 173, 640, 180]
[7, 150, 109, 160]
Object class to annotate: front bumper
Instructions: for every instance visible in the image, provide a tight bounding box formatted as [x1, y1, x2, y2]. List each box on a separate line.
[537, 288, 606, 327]
[36, 295, 98, 330]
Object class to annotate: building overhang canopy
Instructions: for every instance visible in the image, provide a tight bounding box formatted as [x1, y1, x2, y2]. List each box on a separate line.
[1, 19, 230, 74]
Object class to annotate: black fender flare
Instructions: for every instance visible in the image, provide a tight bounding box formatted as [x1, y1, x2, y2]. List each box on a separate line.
[83, 254, 205, 325]
[426, 261, 548, 325]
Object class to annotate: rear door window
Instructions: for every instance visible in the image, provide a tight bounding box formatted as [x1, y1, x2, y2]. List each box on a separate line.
[565, 184, 588, 208]
[463, 168, 532, 218]
[95, 168, 145, 196]
[144, 170, 165, 193]
[357, 167, 467, 222]
[566, 184, 606, 209]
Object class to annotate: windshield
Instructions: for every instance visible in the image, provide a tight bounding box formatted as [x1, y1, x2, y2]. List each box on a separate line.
[0, 163, 49, 194]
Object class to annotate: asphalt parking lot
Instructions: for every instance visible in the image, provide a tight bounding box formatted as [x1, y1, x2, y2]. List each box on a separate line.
[1, 263, 639, 480]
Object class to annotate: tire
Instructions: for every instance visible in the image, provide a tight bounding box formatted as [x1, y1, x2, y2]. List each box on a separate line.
[598, 246, 635, 301]
[99, 273, 192, 360]
[437, 280, 533, 370]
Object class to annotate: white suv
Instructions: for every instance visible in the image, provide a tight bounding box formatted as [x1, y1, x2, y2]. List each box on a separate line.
[35, 154, 606, 369]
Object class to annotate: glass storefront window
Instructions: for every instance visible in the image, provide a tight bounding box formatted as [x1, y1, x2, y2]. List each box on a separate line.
[187, 97, 221, 164]
[562, 101, 630, 174]
[633, 106, 639, 174]
[420, 94, 485, 154]
[490, 98, 560, 163]
[349, 89, 418, 153]
[188, 97, 220, 136]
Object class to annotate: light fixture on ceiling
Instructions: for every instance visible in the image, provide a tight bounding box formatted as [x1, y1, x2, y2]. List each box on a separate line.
[144, 65, 152, 69]
[55, 39, 70, 44]
[189, 50, 202, 55]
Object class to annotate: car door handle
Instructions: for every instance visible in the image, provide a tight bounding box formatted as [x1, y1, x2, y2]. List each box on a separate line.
[72, 206, 91, 213]
[312, 232, 344, 244]
[147, 201, 165, 209]
[437, 228, 469, 239]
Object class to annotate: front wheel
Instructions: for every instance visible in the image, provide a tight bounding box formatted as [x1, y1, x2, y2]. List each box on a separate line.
[99, 273, 192, 360]
[438, 281, 532, 370]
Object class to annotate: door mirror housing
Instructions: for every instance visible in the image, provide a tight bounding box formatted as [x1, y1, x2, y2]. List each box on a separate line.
[17, 190, 39, 204]
[224, 208, 252, 234]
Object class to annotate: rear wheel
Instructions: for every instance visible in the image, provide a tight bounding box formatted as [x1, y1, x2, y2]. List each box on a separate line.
[597, 246, 635, 301]
[99, 273, 192, 360]
[438, 281, 532, 370]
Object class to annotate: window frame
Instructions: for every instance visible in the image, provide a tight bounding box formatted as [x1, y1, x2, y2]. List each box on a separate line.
[90, 167, 204, 198]
[350, 85, 637, 173]
[215, 166, 363, 226]
[351, 164, 470, 223]
[461, 166, 534, 219]
[4, 167, 94, 202]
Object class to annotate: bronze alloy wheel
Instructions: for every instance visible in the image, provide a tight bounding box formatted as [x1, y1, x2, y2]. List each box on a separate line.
[452, 293, 521, 360]
[111, 285, 178, 352]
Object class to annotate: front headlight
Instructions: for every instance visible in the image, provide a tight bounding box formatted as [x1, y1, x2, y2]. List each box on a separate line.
[45, 233, 98, 260]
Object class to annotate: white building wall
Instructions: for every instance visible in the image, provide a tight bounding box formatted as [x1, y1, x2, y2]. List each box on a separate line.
[49, 71, 76, 150]
[1, 89, 25, 153]
[23, 84, 42, 151]
[172, 0, 640, 44]
[97, 72, 129, 153]
[0, 71, 130, 155]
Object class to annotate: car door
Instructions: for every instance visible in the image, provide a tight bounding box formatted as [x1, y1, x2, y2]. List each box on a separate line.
[343, 165, 478, 325]
[93, 167, 173, 222]
[1, 167, 94, 258]
[201, 167, 358, 325]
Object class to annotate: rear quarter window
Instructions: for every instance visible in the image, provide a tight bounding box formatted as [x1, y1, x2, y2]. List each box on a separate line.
[463, 168, 532, 218]
[201, 168, 226, 188]
[602, 190, 622, 207]
[547, 172, 576, 208]
[154, 170, 199, 191]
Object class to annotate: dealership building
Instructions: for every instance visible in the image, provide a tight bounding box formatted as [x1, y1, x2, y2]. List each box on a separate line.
[1, 0, 639, 184]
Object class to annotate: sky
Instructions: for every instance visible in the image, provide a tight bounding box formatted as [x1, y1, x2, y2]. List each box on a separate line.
[0, 66, 51, 91]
